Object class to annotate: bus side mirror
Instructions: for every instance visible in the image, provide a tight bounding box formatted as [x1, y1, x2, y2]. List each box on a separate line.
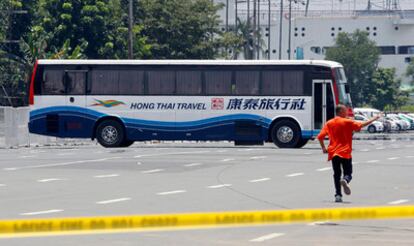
[345, 84, 350, 93]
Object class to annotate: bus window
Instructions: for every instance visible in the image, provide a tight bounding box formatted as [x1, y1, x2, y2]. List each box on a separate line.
[234, 71, 260, 95]
[66, 71, 86, 95]
[42, 69, 64, 95]
[262, 71, 282, 95]
[119, 70, 145, 95]
[205, 71, 232, 95]
[148, 70, 175, 95]
[90, 70, 119, 95]
[282, 71, 304, 95]
[176, 71, 202, 95]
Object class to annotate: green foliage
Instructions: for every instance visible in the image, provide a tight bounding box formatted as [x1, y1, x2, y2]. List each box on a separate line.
[137, 0, 223, 59]
[406, 58, 414, 86]
[325, 30, 380, 106]
[217, 31, 244, 60]
[370, 68, 409, 110]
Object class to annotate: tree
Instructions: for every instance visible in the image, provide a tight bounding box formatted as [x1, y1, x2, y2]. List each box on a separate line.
[325, 30, 380, 106]
[406, 58, 414, 86]
[137, 0, 224, 59]
[370, 67, 409, 110]
[217, 31, 244, 60]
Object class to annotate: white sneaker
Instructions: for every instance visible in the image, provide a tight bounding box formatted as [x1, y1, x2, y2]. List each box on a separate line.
[341, 179, 351, 195]
[335, 195, 343, 203]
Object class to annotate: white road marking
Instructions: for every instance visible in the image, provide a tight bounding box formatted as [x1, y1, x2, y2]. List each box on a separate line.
[249, 233, 285, 242]
[216, 150, 228, 153]
[388, 199, 409, 205]
[157, 190, 187, 195]
[141, 169, 164, 174]
[94, 151, 104, 154]
[237, 149, 254, 152]
[304, 152, 312, 155]
[376, 147, 385, 150]
[0, 184, 6, 187]
[366, 160, 379, 163]
[96, 198, 131, 205]
[249, 156, 267, 160]
[286, 172, 304, 177]
[405, 156, 414, 158]
[207, 184, 232, 189]
[136, 162, 142, 165]
[184, 163, 202, 167]
[37, 178, 65, 183]
[19, 155, 37, 158]
[93, 174, 120, 178]
[308, 221, 330, 226]
[3, 157, 122, 171]
[20, 209, 63, 216]
[249, 178, 270, 183]
[316, 167, 331, 172]
[360, 149, 370, 152]
[221, 158, 235, 162]
[134, 151, 209, 158]
[387, 157, 400, 160]
[56, 152, 75, 156]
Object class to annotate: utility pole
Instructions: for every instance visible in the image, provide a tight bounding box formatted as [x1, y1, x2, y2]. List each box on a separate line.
[226, 0, 229, 31]
[253, 0, 257, 59]
[128, 0, 134, 59]
[235, 0, 238, 32]
[278, 0, 283, 59]
[305, 0, 310, 16]
[288, 0, 292, 60]
[257, 0, 260, 60]
[268, 0, 271, 59]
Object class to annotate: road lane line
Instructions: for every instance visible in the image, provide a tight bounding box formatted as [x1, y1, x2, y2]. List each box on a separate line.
[286, 172, 304, 177]
[96, 198, 131, 205]
[184, 163, 202, 167]
[249, 178, 271, 183]
[249, 233, 285, 242]
[220, 158, 235, 162]
[3, 157, 122, 171]
[366, 160, 379, 163]
[0, 184, 6, 187]
[216, 150, 228, 153]
[387, 157, 400, 160]
[405, 156, 414, 158]
[237, 149, 254, 152]
[360, 149, 370, 152]
[388, 199, 409, 205]
[37, 178, 65, 183]
[376, 147, 385, 150]
[157, 190, 187, 195]
[20, 209, 63, 216]
[134, 151, 210, 158]
[56, 153, 75, 156]
[19, 155, 36, 158]
[249, 156, 267, 160]
[93, 174, 120, 178]
[316, 167, 331, 172]
[141, 169, 164, 174]
[207, 184, 232, 189]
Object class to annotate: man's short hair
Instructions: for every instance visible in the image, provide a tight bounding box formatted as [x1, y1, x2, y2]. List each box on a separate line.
[335, 104, 347, 115]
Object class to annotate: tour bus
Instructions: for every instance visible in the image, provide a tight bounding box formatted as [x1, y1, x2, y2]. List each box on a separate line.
[28, 60, 352, 148]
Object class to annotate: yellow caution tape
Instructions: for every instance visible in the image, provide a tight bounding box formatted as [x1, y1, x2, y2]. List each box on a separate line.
[0, 205, 413, 238]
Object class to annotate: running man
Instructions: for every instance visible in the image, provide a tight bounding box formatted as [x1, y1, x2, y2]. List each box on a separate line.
[317, 104, 381, 202]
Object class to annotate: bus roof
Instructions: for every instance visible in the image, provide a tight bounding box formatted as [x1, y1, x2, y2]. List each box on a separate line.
[37, 59, 342, 68]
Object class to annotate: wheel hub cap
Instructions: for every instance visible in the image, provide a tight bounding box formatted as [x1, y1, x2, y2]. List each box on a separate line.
[102, 126, 118, 144]
[277, 126, 294, 143]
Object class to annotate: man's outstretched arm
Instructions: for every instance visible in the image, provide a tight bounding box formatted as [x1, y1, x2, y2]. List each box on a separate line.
[360, 114, 382, 128]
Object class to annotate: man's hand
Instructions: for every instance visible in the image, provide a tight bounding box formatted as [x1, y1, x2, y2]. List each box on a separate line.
[322, 147, 328, 154]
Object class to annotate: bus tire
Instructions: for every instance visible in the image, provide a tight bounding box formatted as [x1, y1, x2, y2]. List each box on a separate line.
[295, 138, 309, 148]
[120, 140, 134, 147]
[271, 119, 301, 148]
[96, 119, 125, 148]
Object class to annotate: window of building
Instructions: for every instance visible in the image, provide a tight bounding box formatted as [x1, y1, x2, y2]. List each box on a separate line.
[205, 71, 232, 95]
[234, 71, 260, 95]
[310, 46, 322, 54]
[176, 71, 202, 95]
[42, 69, 64, 95]
[398, 45, 414, 54]
[147, 70, 175, 95]
[378, 46, 396, 55]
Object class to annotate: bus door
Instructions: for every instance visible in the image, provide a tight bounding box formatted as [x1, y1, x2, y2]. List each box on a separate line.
[312, 80, 335, 132]
[63, 70, 88, 137]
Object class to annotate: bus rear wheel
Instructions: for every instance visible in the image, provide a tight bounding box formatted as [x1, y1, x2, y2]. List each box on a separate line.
[96, 119, 125, 148]
[271, 120, 301, 148]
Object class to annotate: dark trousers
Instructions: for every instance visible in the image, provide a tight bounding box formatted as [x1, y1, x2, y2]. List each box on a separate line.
[331, 156, 353, 196]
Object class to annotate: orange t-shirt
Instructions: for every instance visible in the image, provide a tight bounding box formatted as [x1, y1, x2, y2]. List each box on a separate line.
[317, 117, 363, 161]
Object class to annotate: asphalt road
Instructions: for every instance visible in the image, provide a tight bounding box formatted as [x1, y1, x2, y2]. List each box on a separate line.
[0, 138, 413, 245]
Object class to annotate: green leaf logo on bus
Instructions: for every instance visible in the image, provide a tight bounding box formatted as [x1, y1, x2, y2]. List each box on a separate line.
[91, 99, 125, 108]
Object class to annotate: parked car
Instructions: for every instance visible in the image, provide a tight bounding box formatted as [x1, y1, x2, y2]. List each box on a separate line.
[354, 114, 384, 133]
[398, 113, 414, 130]
[386, 115, 408, 131]
[354, 108, 381, 118]
[388, 114, 411, 130]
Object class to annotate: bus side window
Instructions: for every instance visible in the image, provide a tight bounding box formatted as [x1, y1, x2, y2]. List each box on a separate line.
[262, 71, 282, 95]
[90, 70, 119, 95]
[205, 71, 232, 95]
[282, 71, 304, 95]
[42, 69, 65, 95]
[176, 71, 202, 95]
[234, 71, 260, 95]
[119, 70, 144, 95]
[66, 71, 86, 95]
[147, 70, 175, 95]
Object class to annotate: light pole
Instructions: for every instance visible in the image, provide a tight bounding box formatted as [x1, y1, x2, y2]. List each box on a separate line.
[288, 0, 292, 60]
[278, 0, 283, 60]
[268, 0, 271, 59]
[226, 0, 229, 31]
[257, 0, 260, 60]
[128, 0, 134, 59]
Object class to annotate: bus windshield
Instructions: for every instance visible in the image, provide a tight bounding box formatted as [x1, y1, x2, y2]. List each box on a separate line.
[334, 67, 352, 106]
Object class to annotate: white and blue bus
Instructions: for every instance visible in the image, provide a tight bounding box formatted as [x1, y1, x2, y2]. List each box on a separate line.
[28, 60, 352, 148]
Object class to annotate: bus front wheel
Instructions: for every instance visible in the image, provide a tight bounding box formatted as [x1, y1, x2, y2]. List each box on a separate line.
[271, 120, 301, 148]
[96, 119, 125, 148]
